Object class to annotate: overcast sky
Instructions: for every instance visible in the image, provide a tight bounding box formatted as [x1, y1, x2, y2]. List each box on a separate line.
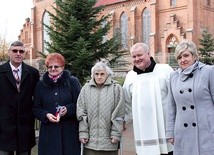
[0, 0, 32, 42]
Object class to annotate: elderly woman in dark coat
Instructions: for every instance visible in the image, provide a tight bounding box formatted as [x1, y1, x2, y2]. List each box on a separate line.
[33, 53, 81, 155]
[166, 40, 214, 155]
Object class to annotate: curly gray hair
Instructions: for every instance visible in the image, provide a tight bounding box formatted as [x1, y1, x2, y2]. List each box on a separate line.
[91, 61, 113, 78]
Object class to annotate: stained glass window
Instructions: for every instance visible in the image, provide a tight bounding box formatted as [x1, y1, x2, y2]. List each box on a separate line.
[121, 12, 128, 49]
[170, 0, 176, 6]
[43, 12, 50, 54]
[101, 20, 108, 43]
[142, 8, 151, 45]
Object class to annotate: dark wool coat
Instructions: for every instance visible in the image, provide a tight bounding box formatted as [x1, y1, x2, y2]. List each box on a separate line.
[33, 70, 81, 155]
[0, 61, 40, 151]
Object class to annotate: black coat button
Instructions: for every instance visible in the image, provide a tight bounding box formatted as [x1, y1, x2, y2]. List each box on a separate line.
[184, 123, 188, 127]
[180, 90, 184, 94]
[192, 123, 196, 127]
[189, 73, 193, 78]
[182, 106, 186, 111]
[188, 88, 192, 92]
[190, 105, 194, 109]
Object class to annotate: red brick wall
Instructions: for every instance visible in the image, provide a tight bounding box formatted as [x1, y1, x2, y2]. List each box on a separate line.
[19, 0, 214, 65]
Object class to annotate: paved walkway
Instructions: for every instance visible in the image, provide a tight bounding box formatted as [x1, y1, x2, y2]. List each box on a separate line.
[33, 121, 136, 155]
[121, 121, 136, 155]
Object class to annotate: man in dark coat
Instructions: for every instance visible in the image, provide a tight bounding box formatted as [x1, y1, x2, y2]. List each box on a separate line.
[0, 41, 40, 155]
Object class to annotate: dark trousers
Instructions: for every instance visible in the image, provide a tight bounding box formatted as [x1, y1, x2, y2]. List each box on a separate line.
[0, 150, 31, 155]
[161, 151, 173, 155]
[84, 148, 118, 155]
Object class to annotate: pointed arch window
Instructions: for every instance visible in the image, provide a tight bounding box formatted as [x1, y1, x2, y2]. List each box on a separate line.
[43, 12, 50, 54]
[170, 0, 176, 6]
[120, 12, 128, 49]
[142, 8, 151, 45]
[167, 36, 178, 67]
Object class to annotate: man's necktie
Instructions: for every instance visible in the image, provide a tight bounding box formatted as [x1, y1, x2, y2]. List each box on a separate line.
[13, 69, 20, 91]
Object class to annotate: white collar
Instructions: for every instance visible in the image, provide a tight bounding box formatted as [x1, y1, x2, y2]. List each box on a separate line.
[9, 62, 22, 73]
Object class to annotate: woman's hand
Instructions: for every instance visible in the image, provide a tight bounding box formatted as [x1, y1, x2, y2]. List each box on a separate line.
[168, 138, 174, 145]
[60, 106, 67, 116]
[80, 138, 88, 144]
[46, 113, 59, 123]
[111, 137, 119, 144]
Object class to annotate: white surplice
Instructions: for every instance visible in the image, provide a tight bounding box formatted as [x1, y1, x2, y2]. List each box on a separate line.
[123, 64, 174, 155]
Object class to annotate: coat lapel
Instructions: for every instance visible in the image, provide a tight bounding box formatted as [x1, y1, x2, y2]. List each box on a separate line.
[3, 61, 17, 89]
[2, 61, 30, 91]
[21, 62, 29, 84]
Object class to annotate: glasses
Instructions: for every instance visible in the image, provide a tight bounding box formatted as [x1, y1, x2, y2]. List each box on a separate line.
[47, 65, 62, 69]
[11, 49, 25, 54]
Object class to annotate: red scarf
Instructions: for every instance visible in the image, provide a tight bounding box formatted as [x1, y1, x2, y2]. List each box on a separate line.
[48, 72, 63, 82]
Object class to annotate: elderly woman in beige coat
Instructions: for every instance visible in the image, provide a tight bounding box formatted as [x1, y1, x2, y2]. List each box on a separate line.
[77, 61, 125, 155]
[166, 40, 214, 155]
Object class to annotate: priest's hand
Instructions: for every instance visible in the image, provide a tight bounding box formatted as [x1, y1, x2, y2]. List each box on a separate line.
[168, 138, 174, 145]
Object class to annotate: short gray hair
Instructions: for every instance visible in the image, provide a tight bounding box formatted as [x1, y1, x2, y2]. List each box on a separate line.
[91, 61, 113, 78]
[10, 41, 24, 46]
[130, 42, 150, 54]
[9, 41, 24, 50]
[174, 40, 199, 60]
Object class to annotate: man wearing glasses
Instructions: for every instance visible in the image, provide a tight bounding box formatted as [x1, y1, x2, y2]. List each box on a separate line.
[0, 41, 40, 155]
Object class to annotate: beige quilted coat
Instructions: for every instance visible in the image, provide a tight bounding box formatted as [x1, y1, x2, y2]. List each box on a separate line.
[77, 76, 125, 151]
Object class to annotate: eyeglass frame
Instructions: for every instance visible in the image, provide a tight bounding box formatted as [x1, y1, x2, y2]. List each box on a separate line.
[11, 49, 25, 54]
[46, 65, 63, 70]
